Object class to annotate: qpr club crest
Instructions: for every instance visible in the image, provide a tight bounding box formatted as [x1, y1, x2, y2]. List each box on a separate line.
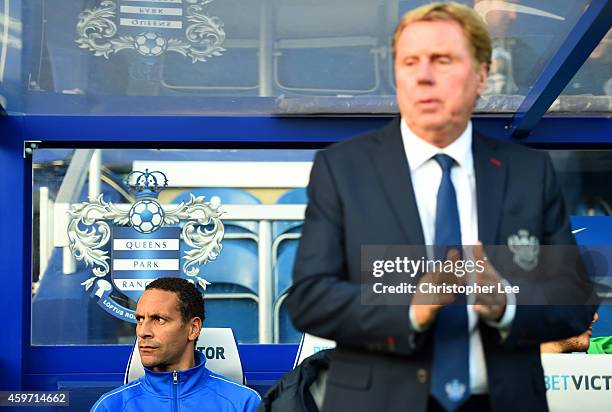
[75, 0, 226, 63]
[445, 379, 467, 403]
[508, 229, 540, 271]
[67, 169, 224, 322]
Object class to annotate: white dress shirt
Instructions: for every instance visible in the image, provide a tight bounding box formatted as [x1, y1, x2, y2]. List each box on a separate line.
[402, 119, 515, 394]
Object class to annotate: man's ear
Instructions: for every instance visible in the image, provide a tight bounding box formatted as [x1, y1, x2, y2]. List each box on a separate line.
[476, 61, 489, 96]
[188, 317, 202, 342]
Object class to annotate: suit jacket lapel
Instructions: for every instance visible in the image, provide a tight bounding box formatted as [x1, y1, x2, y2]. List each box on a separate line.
[473, 132, 508, 245]
[369, 118, 425, 245]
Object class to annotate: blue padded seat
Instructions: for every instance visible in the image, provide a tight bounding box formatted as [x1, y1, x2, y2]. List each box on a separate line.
[271, 188, 307, 343]
[272, 188, 307, 240]
[273, 241, 301, 343]
[172, 188, 261, 235]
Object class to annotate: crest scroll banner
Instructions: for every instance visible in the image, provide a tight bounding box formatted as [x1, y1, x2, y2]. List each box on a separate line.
[76, 0, 226, 63]
[66, 170, 225, 322]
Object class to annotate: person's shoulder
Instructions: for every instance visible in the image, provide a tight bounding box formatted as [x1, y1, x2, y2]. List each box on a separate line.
[475, 132, 549, 164]
[321, 117, 400, 160]
[206, 371, 261, 409]
[89, 380, 144, 412]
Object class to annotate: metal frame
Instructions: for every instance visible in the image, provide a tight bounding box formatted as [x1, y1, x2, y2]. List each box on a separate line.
[272, 232, 302, 343]
[272, 232, 302, 269]
[273, 293, 290, 344]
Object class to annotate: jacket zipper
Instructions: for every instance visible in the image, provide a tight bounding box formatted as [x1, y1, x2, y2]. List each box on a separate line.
[173, 370, 178, 412]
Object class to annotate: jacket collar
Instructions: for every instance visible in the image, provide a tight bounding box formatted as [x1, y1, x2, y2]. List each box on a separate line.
[370, 117, 507, 245]
[400, 118, 473, 174]
[141, 351, 210, 398]
[472, 132, 508, 245]
[370, 117, 425, 245]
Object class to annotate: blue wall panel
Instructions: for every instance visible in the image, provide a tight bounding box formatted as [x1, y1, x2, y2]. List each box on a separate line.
[0, 117, 26, 390]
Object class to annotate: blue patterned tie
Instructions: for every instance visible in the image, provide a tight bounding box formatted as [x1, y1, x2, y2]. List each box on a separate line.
[430, 154, 470, 411]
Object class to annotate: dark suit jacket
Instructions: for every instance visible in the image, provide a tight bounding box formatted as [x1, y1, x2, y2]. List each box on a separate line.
[286, 118, 596, 412]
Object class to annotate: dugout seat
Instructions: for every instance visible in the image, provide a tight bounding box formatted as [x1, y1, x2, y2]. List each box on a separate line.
[124, 327, 245, 384]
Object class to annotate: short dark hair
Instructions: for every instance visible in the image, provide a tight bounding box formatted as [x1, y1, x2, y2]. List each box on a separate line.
[145, 277, 205, 324]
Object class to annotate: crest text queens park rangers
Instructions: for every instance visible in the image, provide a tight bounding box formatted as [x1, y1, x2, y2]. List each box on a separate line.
[67, 169, 225, 322]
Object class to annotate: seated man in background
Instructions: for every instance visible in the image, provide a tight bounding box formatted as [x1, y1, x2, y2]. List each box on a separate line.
[473, 0, 535, 95]
[541, 312, 612, 354]
[90, 277, 260, 412]
[565, 29, 611, 95]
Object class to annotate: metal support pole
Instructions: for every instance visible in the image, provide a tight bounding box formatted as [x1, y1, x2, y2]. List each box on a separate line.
[258, 220, 273, 343]
[62, 246, 76, 275]
[38, 187, 53, 281]
[258, 0, 273, 96]
[88, 149, 101, 200]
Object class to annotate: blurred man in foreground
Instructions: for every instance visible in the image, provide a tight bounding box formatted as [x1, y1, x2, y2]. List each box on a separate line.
[90, 277, 260, 412]
[287, 2, 595, 411]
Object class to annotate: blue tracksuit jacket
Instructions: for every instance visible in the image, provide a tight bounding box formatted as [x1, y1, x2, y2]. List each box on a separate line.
[90, 351, 260, 411]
